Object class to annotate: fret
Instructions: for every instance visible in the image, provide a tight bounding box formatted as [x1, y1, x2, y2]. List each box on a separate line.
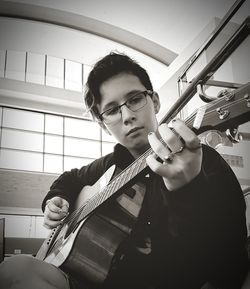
[72, 87, 240, 223]
[99, 186, 109, 204]
[122, 168, 132, 187]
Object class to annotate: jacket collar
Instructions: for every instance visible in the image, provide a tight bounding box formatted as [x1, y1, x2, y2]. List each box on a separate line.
[113, 143, 135, 170]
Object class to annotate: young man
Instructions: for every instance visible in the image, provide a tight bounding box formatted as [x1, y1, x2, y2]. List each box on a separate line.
[0, 52, 249, 289]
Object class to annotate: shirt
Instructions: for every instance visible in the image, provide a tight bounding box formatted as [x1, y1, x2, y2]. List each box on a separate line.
[42, 144, 249, 289]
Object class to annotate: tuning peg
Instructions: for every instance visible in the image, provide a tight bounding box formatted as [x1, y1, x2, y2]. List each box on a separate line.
[216, 107, 230, 120]
[244, 93, 250, 107]
[226, 127, 242, 143]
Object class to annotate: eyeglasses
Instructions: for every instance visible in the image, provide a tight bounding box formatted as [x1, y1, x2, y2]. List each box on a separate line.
[98, 90, 153, 125]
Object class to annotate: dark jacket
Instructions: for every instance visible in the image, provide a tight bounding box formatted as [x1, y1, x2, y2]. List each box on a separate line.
[42, 144, 249, 289]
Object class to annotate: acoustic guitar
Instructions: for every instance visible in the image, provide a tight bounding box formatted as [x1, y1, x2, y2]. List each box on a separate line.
[37, 82, 250, 285]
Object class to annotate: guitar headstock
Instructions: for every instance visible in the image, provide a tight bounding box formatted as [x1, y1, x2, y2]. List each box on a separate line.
[187, 82, 250, 135]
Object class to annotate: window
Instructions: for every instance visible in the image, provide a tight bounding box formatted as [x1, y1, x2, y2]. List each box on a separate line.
[0, 149, 43, 171]
[5, 50, 26, 81]
[102, 142, 115, 156]
[46, 56, 64, 88]
[1, 129, 43, 152]
[64, 137, 101, 158]
[0, 50, 5, 78]
[83, 64, 92, 89]
[44, 154, 63, 174]
[65, 118, 100, 140]
[3, 108, 44, 132]
[0, 106, 116, 174]
[64, 156, 93, 171]
[45, 115, 63, 135]
[26, 52, 45, 85]
[65, 60, 82, 92]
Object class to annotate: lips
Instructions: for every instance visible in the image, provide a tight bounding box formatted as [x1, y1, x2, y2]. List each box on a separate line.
[126, 127, 144, 136]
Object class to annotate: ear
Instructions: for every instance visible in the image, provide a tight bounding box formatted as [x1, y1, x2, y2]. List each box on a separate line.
[152, 92, 161, 114]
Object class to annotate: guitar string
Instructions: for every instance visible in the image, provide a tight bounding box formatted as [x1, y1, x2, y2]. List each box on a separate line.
[63, 148, 152, 228]
[62, 95, 248, 228]
[61, 98, 225, 227]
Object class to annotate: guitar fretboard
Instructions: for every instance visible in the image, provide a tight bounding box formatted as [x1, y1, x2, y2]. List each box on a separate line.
[78, 148, 153, 221]
[65, 82, 250, 228]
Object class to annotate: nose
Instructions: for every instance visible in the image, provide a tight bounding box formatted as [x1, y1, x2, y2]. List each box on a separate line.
[120, 105, 136, 124]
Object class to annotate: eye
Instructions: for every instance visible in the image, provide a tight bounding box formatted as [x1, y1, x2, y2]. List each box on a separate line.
[105, 106, 120, 116]
[128, 93, 144, 105]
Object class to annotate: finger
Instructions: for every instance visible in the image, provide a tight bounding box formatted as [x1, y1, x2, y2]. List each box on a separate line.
[60, 200, 69, 214]
[172, 119, 200, 149]
[46, 200, 61, 214]
[45, 209, 67, 221]
[146, 153, 171, 177]
[44, 204, 68, 221]
[50, 196, 65, 209]
[148, 131, 171, 161]
[158, 123, 184, 153]
[43, 219, 62, 229]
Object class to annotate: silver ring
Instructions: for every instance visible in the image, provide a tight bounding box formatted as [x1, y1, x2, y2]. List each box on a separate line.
[190, 140, 202, 150]
[173, 145, 185, 154]
[163, 152, 174, 163]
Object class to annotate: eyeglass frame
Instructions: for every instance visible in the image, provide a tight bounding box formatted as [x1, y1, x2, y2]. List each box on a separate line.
[97, 90, 154, 125]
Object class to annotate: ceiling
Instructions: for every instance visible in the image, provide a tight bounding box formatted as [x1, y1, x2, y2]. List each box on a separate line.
[3, 0, 247, 55]
[0, 0, 249, 118]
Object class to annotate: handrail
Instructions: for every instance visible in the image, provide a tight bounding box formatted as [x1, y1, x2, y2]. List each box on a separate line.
[160, 16, 250, 125]
[177, 0, 246, 82]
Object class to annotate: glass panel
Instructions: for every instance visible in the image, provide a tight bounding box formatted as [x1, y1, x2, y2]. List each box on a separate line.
[213, 35, 250, 84]
[102, 142, 115, 156]
[64, 137, 100, 158]
[44, 134, 63, 154]
[0, 107, 2, 127]
[65, 60, 82, 92]
[1, 215, 33, 238]
[0, 50, 5, 78]
[3, 108, 44, 132]
[35, 216, 50, 237]
[46, 56, 64, 88]
[45, 114, 63, 135]
[83, 64, 92, 87]
[26, 52, 45, 85]
[64, 156, 94, 171]
[44, 154, 63, 174]
[65, 118, 100, 140]
[5, 50, 26, 81]
[1, 129, 43, 152]
[101, 129, 116, 142]
[0, 149, 43, 171]
[0, 107, 2, 147]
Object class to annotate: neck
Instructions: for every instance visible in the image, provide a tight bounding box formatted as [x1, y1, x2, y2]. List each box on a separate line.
[128, 143, 151, 159]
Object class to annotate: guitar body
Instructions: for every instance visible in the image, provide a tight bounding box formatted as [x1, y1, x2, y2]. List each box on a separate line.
[37, 165, 146, 285]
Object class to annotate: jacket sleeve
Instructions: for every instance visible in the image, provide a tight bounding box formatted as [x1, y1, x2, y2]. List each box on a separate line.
[166, 144, 248, 288]
[41, 153, 114, 212]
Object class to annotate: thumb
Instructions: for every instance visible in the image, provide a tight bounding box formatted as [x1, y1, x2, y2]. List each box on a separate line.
[61, 199, 69, 209]
[51, 196, 64, 208]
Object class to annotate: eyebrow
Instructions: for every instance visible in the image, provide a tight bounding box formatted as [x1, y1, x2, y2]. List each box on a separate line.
[102, 89, 143, 112]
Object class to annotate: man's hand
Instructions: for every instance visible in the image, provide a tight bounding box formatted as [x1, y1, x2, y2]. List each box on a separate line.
[146, 119, 202, 191]
[43, 196, 69, 229]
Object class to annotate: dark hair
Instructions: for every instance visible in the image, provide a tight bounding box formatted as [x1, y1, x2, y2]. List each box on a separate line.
[84, 52, 153, 119]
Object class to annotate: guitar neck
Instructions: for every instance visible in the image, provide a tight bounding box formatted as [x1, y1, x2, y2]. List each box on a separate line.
[77, 82, 250, 222]
[79, 148, 152, 220]
[78, 113, 200, 220]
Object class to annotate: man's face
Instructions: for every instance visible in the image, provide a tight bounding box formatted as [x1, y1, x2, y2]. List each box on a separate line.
[97, 73, 160, 158]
